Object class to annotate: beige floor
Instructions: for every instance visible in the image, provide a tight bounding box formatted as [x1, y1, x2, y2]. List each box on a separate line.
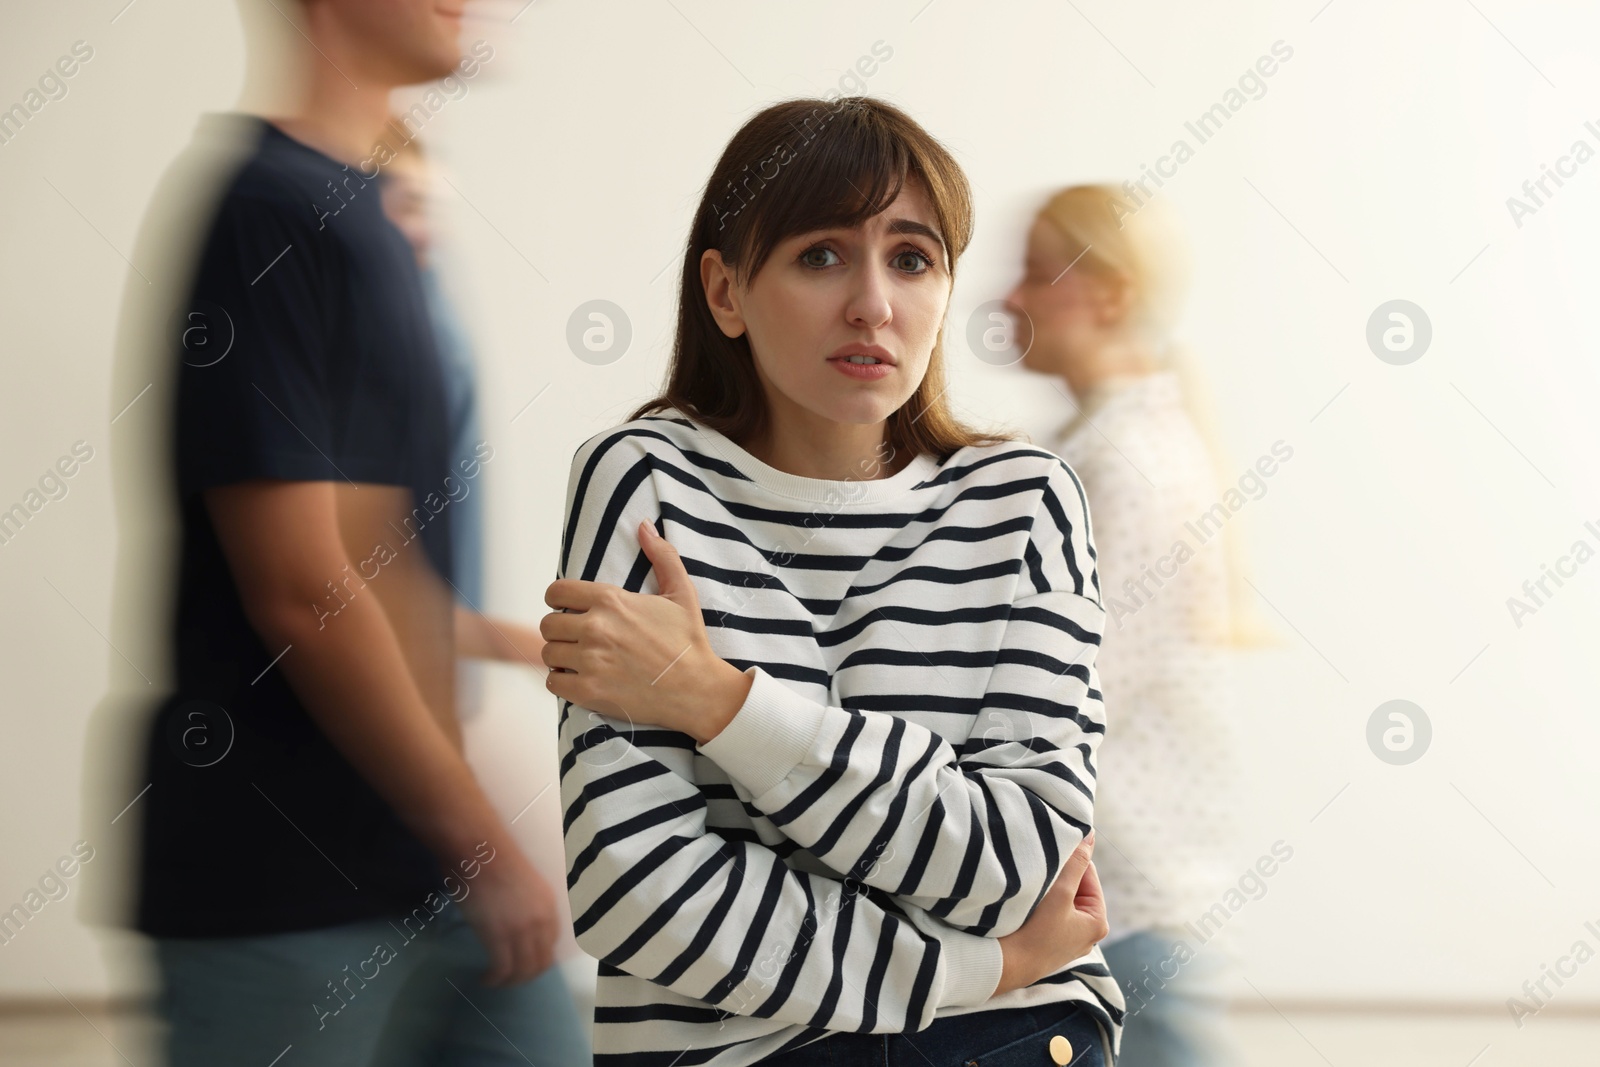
[1224, 1009, 1594, 1067]
[0, 1005, 1593, 1065]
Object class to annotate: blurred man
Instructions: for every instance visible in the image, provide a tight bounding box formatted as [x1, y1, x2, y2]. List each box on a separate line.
[377, 122, 595, 1060]
[134, 2, 581, 1063]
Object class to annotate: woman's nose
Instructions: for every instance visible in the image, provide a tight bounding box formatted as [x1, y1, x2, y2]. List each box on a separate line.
[846, 265, 893, 328]
[1001, 284, 1025, 316]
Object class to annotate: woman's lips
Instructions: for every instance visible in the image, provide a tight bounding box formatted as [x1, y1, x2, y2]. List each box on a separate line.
[828, 357, 893, 381]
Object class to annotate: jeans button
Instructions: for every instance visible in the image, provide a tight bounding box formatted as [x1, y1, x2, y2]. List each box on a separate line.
[1048, 1033, 1073, 1065]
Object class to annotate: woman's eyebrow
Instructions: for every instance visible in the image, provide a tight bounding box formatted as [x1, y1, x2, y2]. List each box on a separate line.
[886, 218, 945, 249]
[801, 218, 946, 254]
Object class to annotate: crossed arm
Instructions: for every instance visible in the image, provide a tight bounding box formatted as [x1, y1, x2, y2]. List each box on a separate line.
[553, 433, 1108, 1031]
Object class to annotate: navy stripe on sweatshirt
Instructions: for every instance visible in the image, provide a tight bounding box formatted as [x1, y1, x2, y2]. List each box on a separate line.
[555, 409, 1122, 1065]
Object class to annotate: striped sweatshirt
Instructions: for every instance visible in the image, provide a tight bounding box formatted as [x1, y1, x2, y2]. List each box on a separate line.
[556, 408, 1124, 1065]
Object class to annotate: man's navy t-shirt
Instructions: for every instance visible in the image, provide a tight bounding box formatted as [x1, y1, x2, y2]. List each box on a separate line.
[136, 117, 457, 937]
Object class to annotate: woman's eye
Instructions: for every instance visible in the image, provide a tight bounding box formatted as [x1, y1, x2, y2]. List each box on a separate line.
[896, 250, 935, 273]
[800, 245, 936, 273]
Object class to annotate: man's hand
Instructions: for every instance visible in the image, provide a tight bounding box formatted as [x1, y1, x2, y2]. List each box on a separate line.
[203, 479, 547, 973]
[455, 606, 546, 668]
[459, 844, 562, 986]
[994, 832, 1109, 995]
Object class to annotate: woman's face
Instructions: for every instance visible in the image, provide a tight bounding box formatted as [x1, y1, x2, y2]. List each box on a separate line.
[702, 178, 950, 430]
[1004, 217, 1119, 383]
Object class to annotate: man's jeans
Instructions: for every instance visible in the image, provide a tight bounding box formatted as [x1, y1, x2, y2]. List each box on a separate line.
[153, 901, 590, 1066]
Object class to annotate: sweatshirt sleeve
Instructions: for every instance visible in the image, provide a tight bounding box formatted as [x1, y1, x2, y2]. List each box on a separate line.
[695, 454, 1108, 939]
[556, 428, 1003, 1031]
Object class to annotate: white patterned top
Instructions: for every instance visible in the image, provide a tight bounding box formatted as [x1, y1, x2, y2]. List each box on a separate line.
[1051, 371, 1241, 943]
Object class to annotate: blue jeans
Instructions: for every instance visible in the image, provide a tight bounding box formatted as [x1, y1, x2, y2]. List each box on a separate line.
[754, 998, 1111, 1066]
[1101, 929, 1236, 1067]
[153, 901, 591, 1067]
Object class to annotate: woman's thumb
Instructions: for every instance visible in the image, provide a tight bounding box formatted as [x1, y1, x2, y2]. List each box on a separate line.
[1058, 832, 1094, 890]
[638, 520, 694, 601]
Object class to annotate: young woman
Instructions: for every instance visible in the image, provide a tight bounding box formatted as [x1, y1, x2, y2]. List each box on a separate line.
[542, 97, 1123, 1066]
[1005, 185, 1271, 1066]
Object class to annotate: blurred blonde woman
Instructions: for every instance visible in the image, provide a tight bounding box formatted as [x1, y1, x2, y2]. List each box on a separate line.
[1004, 184, 1272, 1067]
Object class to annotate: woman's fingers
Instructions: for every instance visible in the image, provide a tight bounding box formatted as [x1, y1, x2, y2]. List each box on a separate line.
[1075, 860, 1108, 936]
[538, 609, 582, 643]
[1075, 857, 1103, 907]
[543, 577, 619, 611]
[1054, 833, 1094, 895]
[538, 638, 576, 671]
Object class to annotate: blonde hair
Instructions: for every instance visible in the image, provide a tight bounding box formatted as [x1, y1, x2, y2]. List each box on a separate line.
[1036, 184, 1278, 648]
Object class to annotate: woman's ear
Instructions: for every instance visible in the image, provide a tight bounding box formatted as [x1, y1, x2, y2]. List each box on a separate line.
[700, 249, 747, 339]
[1091, 270, 1137, 328]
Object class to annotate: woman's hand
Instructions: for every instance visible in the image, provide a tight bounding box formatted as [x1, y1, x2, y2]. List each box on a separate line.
[994, 832, 1109, 996]
[540, 520, 751, 743]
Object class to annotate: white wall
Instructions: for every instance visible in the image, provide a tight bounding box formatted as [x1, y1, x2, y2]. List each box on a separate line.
[2, 0, 1597, 1015]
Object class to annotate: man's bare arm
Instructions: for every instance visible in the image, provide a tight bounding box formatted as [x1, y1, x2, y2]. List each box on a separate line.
[455, 605, 546, 668]
[203, 478, 558, 984]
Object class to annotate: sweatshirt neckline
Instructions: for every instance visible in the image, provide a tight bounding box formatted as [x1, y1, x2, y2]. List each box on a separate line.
[677, 410, 941, 506]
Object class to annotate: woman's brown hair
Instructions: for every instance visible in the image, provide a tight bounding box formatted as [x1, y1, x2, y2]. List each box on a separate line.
[626, 96, 1019, 463]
